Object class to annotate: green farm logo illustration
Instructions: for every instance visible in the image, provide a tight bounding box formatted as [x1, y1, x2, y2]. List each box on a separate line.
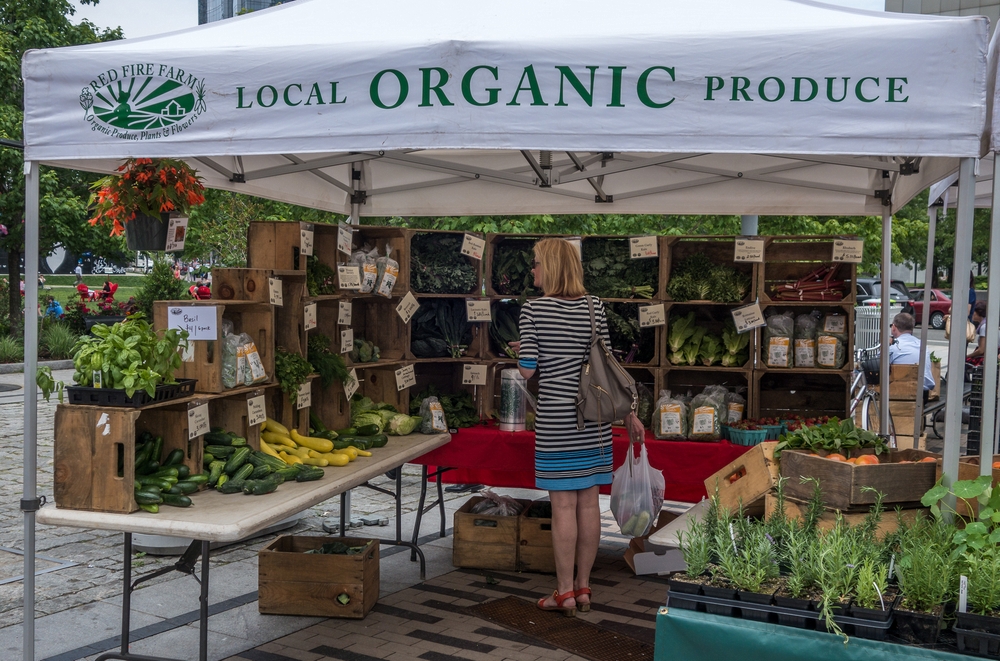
[80, 64, 206, 140]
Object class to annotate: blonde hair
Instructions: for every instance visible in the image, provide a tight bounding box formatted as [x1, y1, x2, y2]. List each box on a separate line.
[534, 238, 586, 298]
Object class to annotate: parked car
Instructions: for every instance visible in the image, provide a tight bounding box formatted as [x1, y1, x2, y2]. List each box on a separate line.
[856, 278, 912, 307]
[907, 288, 952, 329]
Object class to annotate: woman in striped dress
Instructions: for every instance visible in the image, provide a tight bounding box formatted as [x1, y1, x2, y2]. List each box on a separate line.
[515, 238, 645, 616]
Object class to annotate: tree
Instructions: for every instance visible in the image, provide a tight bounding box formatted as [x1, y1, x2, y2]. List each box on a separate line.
[0, 0, 123, 332]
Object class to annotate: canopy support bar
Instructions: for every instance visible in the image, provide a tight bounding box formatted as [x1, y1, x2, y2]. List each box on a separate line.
[566, 152, 608, 202]
[880, 206, 893, 441]
[279, 155, 353, 195]
[980, 154, 1000, 470]
[22, 160, 39, 661]
[912, 203, 939, 448]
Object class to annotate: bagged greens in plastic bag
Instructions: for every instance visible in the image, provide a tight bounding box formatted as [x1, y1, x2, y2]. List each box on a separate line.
[689, 390, 724, 441]
[793, 313, 818, 368]
[724, 387, 747, 424]
[816, 334, 846, 369]
[653, 390, 688, 440]
[763, 311, 794, 368]
[351, 246, 379, 293]
[221, 331, 241, 389]
[610, 442, 664, 537]
[374, 244, 399, 298]
[238, 332, 269, 385]
[420, 396, 448, 434]
[470, 489, 524, 516]
[821, 312, 848, 340]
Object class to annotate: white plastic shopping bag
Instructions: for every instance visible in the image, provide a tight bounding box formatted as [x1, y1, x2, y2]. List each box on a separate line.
[610, 441, 665, 538]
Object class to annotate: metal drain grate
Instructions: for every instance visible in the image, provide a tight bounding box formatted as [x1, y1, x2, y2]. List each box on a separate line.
[468, 595, 654, 661]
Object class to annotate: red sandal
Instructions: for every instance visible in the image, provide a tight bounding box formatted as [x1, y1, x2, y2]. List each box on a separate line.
[574, 587, 592, 613]
[537, 590, 577, 617]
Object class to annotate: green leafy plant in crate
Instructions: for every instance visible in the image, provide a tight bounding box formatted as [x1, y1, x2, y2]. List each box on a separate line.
[581, 238, 656, 299]
[410, 233, 479, 294]
[491, 239, 540, 297]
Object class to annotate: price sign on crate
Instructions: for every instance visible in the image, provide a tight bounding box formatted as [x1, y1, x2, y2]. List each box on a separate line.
[734, 238, 764, 263]
[338, 300, 352, 325]
[187, 403, 210, 440]
[395, 364, 416, 391]
[396, 292, 419, 323]
[299, 222, 314, 257]
[630, 236, 658, 259]
[832, 239, 863, 263]
[466, 299, 492, 322]
[460, 234, 486, 260]
[462, 364, 488, 385]
[304, 303, 318, 331]
[638, 303, 666, 328]
[296, 382, 312, 410]
[337, 223, 353, 255]
[268, 277, 283, 306]
[340, 328, 354, 354]
[338, 265, 362, 290]
[731, 302, 765, 333]
[247, 395, 267, 427]
[344, 368, 359, 399]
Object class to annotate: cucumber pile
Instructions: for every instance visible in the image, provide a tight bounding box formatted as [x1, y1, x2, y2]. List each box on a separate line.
[133, 431, 209, 513]
[204, 427, 322, 496]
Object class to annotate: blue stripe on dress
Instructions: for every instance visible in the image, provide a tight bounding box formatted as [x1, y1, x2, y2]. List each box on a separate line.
[518, 358, 537, 369]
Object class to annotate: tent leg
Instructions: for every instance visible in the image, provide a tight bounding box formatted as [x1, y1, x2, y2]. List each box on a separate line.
[912, 207, 938, 448]
[980, 154, 1000, 472]
[943, 157, 978, 508]
[22, 160, 39, 661]
[879, 207, 893, 442]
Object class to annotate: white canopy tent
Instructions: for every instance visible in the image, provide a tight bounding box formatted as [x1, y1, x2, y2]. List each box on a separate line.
[18, 0, 993, 658]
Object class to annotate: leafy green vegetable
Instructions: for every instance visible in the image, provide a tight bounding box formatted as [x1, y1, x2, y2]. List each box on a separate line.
[667, 254, 751, 303]
[410, 233, 480, 294]
[721, 320, 750, 367]
[387, 413, 420, 435]
[699, 334, 723, 366]
[410, 385, 479, 428]
[581, 238, 657, 299]
[348, 338, 381, 363]
[489, 301, 521, 358]
[773, 418, 887, 458]
[308, 334, 350, 388]
[410, 299, 473, 358]
[491, 239, 540, 296]
[305, 541, 367, 555]
[306, 259, 337, 296]
[668, 312, 697, 353]
[681, 327, 706, 366]
[275, 350, 313, 403]
[605, 303, 655, 364]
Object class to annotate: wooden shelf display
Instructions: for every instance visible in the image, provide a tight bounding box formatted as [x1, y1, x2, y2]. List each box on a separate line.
[662, 302, 755, 371]
[753, 370, 851, 421]
[758, 304, 853, 373]
[660, 235, 757, 304]
[408, 229, 484, 296]
[758, 236, 857, 304]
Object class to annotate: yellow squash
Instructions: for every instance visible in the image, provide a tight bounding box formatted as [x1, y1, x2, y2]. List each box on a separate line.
[262, 431, 296, 448]
[278, 451, 303, 466]
[302, 457, 329, 467]
[321, 453, 350, 467]
[259, 440, 282, 458]
[264, 418, 289, 436]
[289, 429, 334, 453]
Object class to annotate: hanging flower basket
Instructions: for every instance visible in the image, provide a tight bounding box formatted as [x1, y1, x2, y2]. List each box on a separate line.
[124, 212, 171, 251]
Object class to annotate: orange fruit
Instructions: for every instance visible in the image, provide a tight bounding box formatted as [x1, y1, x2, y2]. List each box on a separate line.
[991, 461, 1000, 470]
[855, 455, 880, 466]
[826, 453, 847, 462]
[920, 457, 938, 463]
[844, 457, 858, 464]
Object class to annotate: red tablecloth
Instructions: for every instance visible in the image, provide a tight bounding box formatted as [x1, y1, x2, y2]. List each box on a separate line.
[411, 422, 751, 503]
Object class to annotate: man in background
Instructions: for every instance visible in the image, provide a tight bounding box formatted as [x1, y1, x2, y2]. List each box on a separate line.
[889, 312, 935, 402]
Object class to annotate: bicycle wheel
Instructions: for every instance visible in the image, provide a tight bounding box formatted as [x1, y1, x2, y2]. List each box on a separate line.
[861, 392, 897, 445]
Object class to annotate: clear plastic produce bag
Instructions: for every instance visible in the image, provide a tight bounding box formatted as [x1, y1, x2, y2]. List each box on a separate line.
[610, 442, 665, 538]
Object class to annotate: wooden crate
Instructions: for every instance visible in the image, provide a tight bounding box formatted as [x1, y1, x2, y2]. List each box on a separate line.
[753, 370, 850, 420]
[781, 449, 937, 511]
[267, 376, 315, 436]
[764, 493, 926, 540]
[453, 496, 530, 571]
[661, 367, 752, 414]
[580, 235, 661, 301]
[518, 500, 555, 574]
[624, 366, 660, 428]
[408, 297, 487, 360]
[355, 364, 410, 417]
[660, 236, 757, 303]
[322, 296, 408, 365]
[704, 441, 779, 516]
[311, 378, 352, 433]
[207, 387, 270, 451]
[603, 300, 660, 367]
[212, 268, 308, 359]
[485, 233, 555, 297]
[408, 229, 485, 295]
[758, 236, 857, 304]
[247, 221, 307, 272]
[54, 403, 204, 514]
[314, 224, 409, 296]
[757, 303, 853, 373]
[258, 536, 379, 618]
[484, 300, 523, 360]
[663, 302, 756, 370]
[153, 300, 275, 394]
[413, 360, 488, 425]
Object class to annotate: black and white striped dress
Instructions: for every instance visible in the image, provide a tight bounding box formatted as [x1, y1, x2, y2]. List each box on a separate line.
[518, 296, 614, 491]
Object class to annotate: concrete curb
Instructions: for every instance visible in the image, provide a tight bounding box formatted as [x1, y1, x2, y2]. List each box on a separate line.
[0, 359, 73, 375]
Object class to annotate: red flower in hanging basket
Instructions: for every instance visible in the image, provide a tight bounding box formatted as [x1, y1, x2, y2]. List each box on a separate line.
[88, 158, 206, 237]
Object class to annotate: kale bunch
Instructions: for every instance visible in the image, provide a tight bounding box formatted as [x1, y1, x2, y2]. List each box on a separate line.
[582, 238, 657, 299]
[410, 233, 479, 294]
[491, 239, 540, 296]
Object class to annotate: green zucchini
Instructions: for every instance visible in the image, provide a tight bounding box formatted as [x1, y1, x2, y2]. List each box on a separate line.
[138, 460, 160, 476]
[347, 438, 373, 451]
[151, 436, 164, 466]
[223, 447, 251, 475]
[139, 503, 159, 514]
[295, 466, 325, 482]
[333, 427, 357, 436]
[161, 493, 192, 507]
[310, 411, 327, 433]
[204, 430, 235, 445]
[332, 439, 349, 450]
[163, 449, 185, 467]
[134, 490, 163, 505]
[368, 435, 388, 448]
[205, 445, 236, 458]
[133, 442, 152, 471]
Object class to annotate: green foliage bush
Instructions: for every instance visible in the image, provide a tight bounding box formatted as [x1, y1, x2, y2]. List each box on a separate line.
[136, 259, 188, 319]
[41, 322, 78, 360]
[0, 335, 23, 363]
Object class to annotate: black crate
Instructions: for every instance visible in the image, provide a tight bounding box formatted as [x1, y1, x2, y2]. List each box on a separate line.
[66, 379, 197, 408]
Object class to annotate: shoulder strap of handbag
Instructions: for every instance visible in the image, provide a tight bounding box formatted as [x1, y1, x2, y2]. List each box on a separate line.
[587, 295, 599, 346]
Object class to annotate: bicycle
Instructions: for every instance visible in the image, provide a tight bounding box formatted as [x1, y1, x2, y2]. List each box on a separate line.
[849, 345, 897, 445]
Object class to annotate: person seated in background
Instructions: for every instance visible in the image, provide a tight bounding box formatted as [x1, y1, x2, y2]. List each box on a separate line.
[100, 279, 113, 300]
[76, 282, 93, 300]
[44, 296, 63, 318]
[888, 312, 935, 403]
[967, 301, 988, 362]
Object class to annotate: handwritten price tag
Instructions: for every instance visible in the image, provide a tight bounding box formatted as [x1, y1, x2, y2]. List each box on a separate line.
[832, 239, 864, 263]
[187, 403, 210, 440]
[396, 292, 419, 323]
[304, 303, 318, 331]
[630, 236, 658, 259]
[299, 222, 314, 257]
[395, 364, 416, 391]
[337, 223, 353, 255]
[731, 302, 766, 333]
[338, 265, 362, 290]
[340, 328, 354, 354]
[734, 238, 764, 263]
[638, 303, 666, 328]
[466, 299, 492, 322]
[344, 368, 359, 399]
[268, 277, 283, 306]
[338, 300, 352, 325]
[462, 364, 488, 385]
[296, 382, 312, 410]
[566, 237, 583, 257]
[247, 395, 267, 427]
[460, 234, 486, 260]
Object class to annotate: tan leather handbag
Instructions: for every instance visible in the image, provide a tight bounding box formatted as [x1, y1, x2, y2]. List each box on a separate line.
[576, 296, 639, 429]
[944, 314, 976, 343]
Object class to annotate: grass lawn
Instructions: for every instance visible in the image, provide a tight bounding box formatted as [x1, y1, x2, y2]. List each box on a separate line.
[37, 274, 147, 308]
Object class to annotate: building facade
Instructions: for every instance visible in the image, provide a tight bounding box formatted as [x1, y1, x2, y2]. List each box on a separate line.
[885, 0, 1000, 33]
[198, 0, 296, 24]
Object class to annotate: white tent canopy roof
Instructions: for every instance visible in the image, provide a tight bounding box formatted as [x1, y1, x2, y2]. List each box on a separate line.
[22, 0, 990, 217]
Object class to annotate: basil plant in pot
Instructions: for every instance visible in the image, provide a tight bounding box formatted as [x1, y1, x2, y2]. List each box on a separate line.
[88, 157, 206, 251]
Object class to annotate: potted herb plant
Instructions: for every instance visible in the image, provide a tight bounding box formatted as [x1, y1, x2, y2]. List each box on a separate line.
[892, 519, 957, 644]
[955, 546, 1000, 655]
[89, 157, 206, 251]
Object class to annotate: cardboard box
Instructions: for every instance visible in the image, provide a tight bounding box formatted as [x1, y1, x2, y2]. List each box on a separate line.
[623, 511, 685, 575]
[258, 536, 378, 618]
[703, 441, 779, 516]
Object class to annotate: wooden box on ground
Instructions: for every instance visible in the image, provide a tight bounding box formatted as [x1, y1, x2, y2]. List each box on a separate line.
[764, 493, 926, 540]
[703, 441, 779, 516]
[208, 387, 271, 451]
[326, 296, 408, 364]
[663, 303, 756, 370]
[153, 300, 275, 394]
[314, 225, 410, 296]
[408, 229, 484, 296]
[758, 236, 857, 305]
[753, 370, 850, 420]
[660, 236, 756, 303]
[54, 403, 204, 513]
[780, 449, 937, 511]
[247, 222, 307, 272]
[453, 496, 531, 571]
[518, 500, 555, 574]
[258, 536, 379, 618]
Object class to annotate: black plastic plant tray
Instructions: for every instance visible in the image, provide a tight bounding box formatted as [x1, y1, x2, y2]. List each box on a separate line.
[954, 624, 1000, 658]
[66, 379, 197, 408]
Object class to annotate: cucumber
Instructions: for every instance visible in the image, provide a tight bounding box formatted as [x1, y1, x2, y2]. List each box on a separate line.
[172, 481, 200, 495]
[151, 436, 164, 467]
[204, 430, 235, 445]
[151, 467, 179, 479]
[347, 438, 373, 451]
[333, 427, 357, 436]
[369, 435, 389, 448]
[232, 463, 255, 482]
[355, 424, 380, 437]
[207, 461, 226, 487]
[217, 474, 229, 489]
[134, 490, 163, 505]
[224, 447, 251, 475]
[218, 478, 245, 494]
[274, 466, 301, 481]
[176, 465, 191, 480]
[203, 452, 215, 465]
[243, 475, 281, 495]
[295, 466, 325, 482]
[134, 442, 152, 471]
[137, 476, 173, 491]
[205, 445, 236, 458]
[137, 460, 160, 476]
[185, 473, 209, 485]
[163, 448, 185, 467]
[161, 493, 192, 507]
[230, 436, 248, 447]
[249, 464, 272, 480]
[253, 452, 288, 472]
[139, 503, 160, 514]
[310, 411, 327, 433]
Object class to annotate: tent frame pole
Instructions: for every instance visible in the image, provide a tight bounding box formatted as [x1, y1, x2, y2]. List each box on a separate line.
[880, 207, 893, 439]
[22, 159, 39, 661]
[981, 154, 1000, 471]
[912, 206, 938, 448]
